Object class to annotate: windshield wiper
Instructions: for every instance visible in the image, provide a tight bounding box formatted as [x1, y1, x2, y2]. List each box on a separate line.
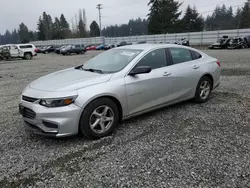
[82, 68, 103, 74]
[75, 65, 103, 74]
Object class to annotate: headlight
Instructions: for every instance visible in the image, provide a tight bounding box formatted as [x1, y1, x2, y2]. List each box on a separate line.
[39, 96, 78, 107]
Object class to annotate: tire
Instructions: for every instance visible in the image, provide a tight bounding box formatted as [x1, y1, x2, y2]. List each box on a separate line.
[24, 53, 32, 60]
[79, 98, 119, 139]
[194, 76, 212, 103]
[66, 51, 71, 55]
[81, 50, 85, 54]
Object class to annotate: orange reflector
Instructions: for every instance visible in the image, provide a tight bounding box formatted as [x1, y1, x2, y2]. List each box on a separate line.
[64, 99, 73, 105]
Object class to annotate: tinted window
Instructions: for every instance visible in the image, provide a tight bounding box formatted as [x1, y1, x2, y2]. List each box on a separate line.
[19, 45, 32, 49]
[170, 48, 192, 64]
[192, 51, 202, 60]
[136, 49, 167, 70]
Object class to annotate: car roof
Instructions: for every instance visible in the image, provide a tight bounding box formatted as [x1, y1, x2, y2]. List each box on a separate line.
[117, 43, 191, 51]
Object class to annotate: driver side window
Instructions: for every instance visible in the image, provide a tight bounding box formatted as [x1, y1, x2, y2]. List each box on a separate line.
[135, 49, 167, 70]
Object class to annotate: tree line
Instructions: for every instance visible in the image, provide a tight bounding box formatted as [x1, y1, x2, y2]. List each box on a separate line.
[1, 0, 250, 45]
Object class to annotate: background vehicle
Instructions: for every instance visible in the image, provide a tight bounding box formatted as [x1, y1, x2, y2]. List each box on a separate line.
[61, 45, 86, 55]
[227, 37, 247, 49]
[136, 41, 147, 44]
[175, 38, 190, 46]
[0, 46, 11, 61]
[244, 36, 250, 47]
[96, 44, 105, 50]
[104, 44, 115, 50]
[20, 44, 220, 139]
[86, 44, 97, 51]
[117, 41, 130, 47]
[209, 36, 232, 49]
[54, 45, 66, 54]
[42, 46, 56, 54]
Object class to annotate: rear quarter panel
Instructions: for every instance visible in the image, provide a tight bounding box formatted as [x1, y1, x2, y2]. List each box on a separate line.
[199, 55, 220, 88]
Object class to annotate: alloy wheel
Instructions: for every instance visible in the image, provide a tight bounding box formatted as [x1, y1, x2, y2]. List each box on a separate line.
[200, 81, 211, 100]
[89, 105, 115, 134]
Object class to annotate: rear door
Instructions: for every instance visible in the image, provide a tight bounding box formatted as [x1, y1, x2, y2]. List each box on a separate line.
[125, 48, 174, 115]
[163, 47, 203, 101]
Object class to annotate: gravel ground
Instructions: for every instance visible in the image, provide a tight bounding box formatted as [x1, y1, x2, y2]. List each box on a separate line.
[0, 49, 250, 188]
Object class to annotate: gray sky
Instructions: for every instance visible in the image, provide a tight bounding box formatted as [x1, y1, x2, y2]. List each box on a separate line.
[0, 0, 246, 33]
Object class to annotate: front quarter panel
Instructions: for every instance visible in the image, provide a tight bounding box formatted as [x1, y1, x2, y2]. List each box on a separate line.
[75, 77, 128, 117]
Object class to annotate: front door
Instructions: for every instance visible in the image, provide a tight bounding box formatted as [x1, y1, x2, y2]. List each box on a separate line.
[125, 48, 173, 115]
[10, 45, 19, 57]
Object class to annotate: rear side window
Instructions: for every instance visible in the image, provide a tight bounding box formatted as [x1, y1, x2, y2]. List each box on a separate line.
[19, 45, 33, 49]
[169, 48, 193, 64]
[136, 49, 167, 70]
[191, 51, 202, 60]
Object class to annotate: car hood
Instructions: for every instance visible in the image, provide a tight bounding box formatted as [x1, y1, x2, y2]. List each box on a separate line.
[29, 68, 112, 92]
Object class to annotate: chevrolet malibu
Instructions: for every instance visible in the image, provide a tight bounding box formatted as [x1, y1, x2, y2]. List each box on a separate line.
[19, 44, 220, 139]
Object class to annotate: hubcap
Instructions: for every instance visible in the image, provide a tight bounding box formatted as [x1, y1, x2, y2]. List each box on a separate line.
[200, 81, 211, 100]
[89, 105, 114, 134]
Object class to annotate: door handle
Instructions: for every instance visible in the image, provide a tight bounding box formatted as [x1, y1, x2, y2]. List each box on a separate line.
[163, 72, 171, 76]
[193, 65, 200, 69]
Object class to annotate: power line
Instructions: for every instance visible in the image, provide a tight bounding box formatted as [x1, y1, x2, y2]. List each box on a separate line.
[199, 4, 244, 14]
[196, 0, 240, 8]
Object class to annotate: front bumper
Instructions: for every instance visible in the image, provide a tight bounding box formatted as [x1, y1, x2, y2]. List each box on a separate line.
[19, 100, 82, 137]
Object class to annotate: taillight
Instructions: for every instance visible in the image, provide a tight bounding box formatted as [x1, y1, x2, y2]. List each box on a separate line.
[216, 60, 221, 67]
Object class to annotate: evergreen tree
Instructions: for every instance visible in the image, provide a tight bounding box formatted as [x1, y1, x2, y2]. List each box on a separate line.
[90, 21, 100, 37]
[52, 17, 61, 39]
[205, 4, 236, 30]
[235, 7, 243, 29]
[102, 18, 148, 37]
[148, 0, 182, 34]
[78, 19, 87, 37]
[18, 23, 30, 43]
[60, 14, 71, 39]
[37, 17, 46, 40]
[181, 6, 204, 32]
[240, 0, 250, 28]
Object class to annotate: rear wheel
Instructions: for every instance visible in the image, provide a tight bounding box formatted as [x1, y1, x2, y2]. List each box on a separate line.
[66, 51, 71, 55]
[24, 53, 32, 60]
[79, 98, 119, 139]
[195, 76, 212, 103]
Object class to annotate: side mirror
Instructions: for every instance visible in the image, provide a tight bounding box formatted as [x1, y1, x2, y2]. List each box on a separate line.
[129, 66, 152, 76]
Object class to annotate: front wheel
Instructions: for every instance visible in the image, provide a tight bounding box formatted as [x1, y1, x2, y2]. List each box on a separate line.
[194, 76, 212, 103]
[79, 98, 119, 139]
[66, 51, 71, 55]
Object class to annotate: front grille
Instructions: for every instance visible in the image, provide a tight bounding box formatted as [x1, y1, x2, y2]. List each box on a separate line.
[20, 106, 36, 119]
[22, 96, 39, 103]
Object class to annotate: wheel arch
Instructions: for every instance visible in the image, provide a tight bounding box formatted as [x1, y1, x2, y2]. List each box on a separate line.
[201, 73, 214, 89]
[79, 95, 124, 122]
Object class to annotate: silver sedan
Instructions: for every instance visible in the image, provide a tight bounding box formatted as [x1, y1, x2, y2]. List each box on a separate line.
[19, 44, 220, 138]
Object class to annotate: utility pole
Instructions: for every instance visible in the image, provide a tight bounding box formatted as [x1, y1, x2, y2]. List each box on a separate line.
[96, 4, 103, 37]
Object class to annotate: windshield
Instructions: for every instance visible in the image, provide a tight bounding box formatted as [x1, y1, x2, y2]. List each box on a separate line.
[82, 49, 142, 74]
